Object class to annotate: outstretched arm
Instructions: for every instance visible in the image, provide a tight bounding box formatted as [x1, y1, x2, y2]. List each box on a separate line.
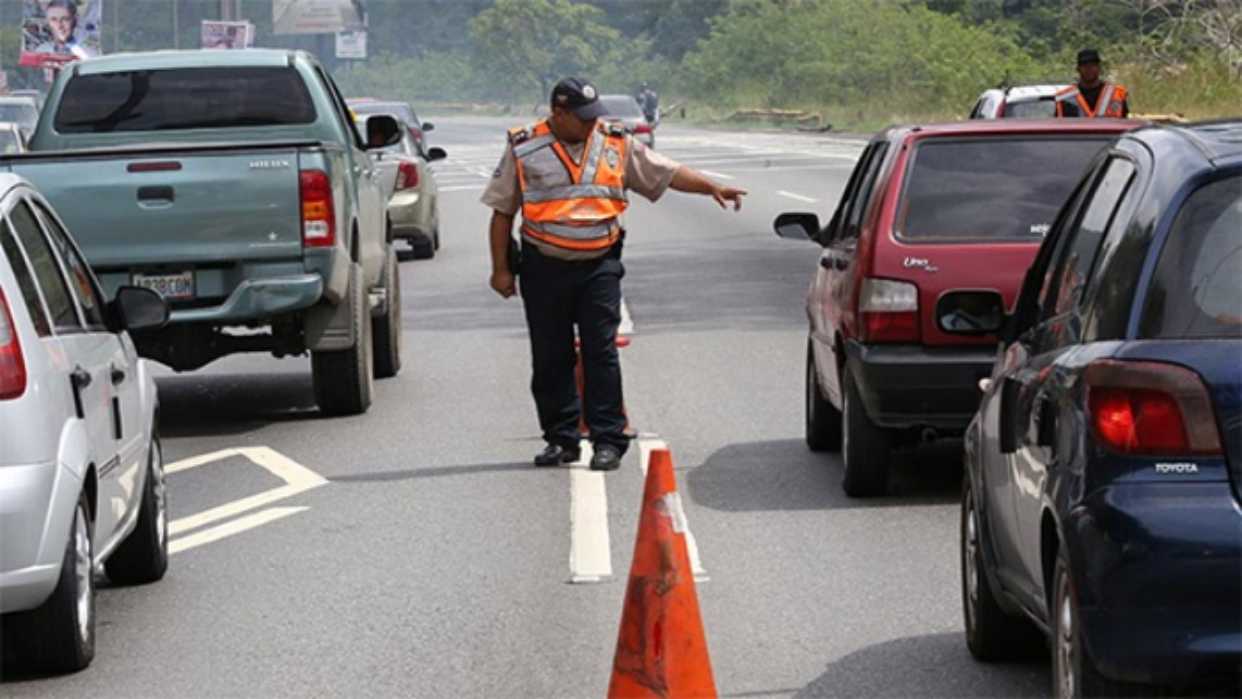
[670, 166, 747, 210]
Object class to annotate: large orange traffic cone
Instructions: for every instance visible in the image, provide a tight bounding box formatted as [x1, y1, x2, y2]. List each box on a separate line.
[608, 449, 717, 699]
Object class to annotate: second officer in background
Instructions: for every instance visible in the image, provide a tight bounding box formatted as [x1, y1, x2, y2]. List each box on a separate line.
[482, 77, 745, 471]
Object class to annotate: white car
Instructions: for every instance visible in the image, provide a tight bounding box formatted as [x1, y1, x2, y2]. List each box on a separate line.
[969, 84, 1067, 119]
[0, 174, 169, 673]
[0, 122, 25, 154]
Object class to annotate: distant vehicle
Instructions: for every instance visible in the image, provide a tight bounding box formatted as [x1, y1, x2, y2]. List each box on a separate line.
[1, 49, 406, 416]
[0, 123, 25, 154]
[959, 120, 1242, 697]
[773, 118, 1138, 496]
[0, 174, 170, 673]
[358, 112, 447, 259]
[0, 96, 40, 139]
[599, 94, 655, 148]
[969, 84, 1067, 119]
[348, 98, 435, 156]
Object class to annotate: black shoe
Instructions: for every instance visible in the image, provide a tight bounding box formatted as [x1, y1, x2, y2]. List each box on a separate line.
[590, 444, 622, 471]
[534, 443, 580, 467]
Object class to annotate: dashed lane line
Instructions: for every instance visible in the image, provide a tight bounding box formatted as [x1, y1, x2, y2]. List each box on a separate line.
[777, 190, 818, 204]
[698, 169, 735, 181]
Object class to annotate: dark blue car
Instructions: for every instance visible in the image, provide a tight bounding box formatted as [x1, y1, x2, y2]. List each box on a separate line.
[953, 120, 1241, 697]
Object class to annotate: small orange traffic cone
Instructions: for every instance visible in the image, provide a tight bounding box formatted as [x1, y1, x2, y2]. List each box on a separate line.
[608, 449, 717, 699]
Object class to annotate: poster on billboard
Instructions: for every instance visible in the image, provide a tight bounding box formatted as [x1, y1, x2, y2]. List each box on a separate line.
[273, 0, 363, 35]
[335, 29, 366, 59]
[202, 20, 255, 50]
[20, 0, 103, 68]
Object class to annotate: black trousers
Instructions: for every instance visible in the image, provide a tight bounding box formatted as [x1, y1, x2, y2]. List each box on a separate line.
[519, 243, 628, 454]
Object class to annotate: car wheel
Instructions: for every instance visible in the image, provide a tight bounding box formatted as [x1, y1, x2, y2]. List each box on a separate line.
[805, 341, 842, 452]
[8, 492, 96, 673]
[1052, 549, 1142, 698]
[373, 249, 402, 379]
[104, 434, 169, 585]
[412, 236, 435, 260]
[841, 368, 889, 497]
[313, 263, 374, 416]
[961, 478, 1041, 661]
[433, 226, 441, 251]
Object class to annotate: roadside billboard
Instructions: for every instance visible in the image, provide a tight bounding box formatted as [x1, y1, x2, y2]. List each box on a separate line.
[335, 29, 366, 59]
[272, 0, 363, 35]
[202, 20, 255, 50]
[20, 0, 103, 68]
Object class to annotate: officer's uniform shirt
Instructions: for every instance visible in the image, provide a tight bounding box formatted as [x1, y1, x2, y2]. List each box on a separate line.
[481, 132, 681, 261]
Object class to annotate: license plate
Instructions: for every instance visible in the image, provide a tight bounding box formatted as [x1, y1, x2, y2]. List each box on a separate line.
[132, 271, 194, 300]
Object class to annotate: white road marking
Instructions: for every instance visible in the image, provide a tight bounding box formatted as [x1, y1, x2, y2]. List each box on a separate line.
[569, 441, 612, 583]
[637, 438, 708, 582]
[438, 184, 486, 192]
[169, 507, 309, 555]
[166, 447, 327, 542]
[619, 297, 634, 336]
[777, 190, 819, 204]
[698, 169, 735, 180]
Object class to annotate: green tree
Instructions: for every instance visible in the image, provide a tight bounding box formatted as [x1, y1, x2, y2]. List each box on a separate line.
[469, 0, 622, 102]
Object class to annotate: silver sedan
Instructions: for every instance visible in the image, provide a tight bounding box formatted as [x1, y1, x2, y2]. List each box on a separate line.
[361, 113, 447, 259]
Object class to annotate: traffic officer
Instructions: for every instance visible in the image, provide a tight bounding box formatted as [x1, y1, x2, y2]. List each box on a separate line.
[482, 77, 746, 471]
[1055, 48, 1129, 118]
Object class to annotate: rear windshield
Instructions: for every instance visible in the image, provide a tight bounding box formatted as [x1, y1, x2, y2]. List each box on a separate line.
[1003, 99, 1055, 119]
[55, 67, 316, 133]
[1139, 174, 1242, 339]
[601, 96, 643, 117]
[898, 136, 1112, 242]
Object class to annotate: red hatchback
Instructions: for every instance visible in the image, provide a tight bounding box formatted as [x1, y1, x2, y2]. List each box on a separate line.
[774, 119, 1140, 496]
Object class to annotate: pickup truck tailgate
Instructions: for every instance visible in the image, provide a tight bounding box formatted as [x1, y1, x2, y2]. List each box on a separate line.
[12, 147, 305, 270]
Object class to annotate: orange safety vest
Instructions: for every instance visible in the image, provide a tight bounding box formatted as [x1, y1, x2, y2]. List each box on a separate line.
[1055, 83, 1128, 118]
[510, 119, 628, 253]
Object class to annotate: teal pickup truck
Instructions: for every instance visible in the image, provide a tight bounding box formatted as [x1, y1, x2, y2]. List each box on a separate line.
[1, 49, 405, 415]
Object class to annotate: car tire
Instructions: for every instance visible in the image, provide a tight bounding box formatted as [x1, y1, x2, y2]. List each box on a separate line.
[104, 434, 169, 585]
[841, 368, 889, 497]
[7, 492, 96, 673]
[412, 236, 435, 260]
[961, 477, 1042, 661]
[805, 341, 842, 452]
[312, 263, 374, 416]
[1052, 548, 1146, 698]
[433, 225, 441, 251]
[373, 249, 402, 379]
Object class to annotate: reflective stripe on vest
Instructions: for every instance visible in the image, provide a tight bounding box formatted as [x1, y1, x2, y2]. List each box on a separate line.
[513, 119, 628, 253]
[1055, 83, 1127, 118]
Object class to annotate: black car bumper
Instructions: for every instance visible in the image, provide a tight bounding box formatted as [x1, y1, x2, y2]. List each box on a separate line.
[843, 340, 996, 432]
[1069, 482, 1242, 690]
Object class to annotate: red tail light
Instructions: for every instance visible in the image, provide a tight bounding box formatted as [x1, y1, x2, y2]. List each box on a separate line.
[395, 161, 419, 190]
[0, 288, 28, 400]
[299, 169, 335, 248]
[634, 124, 652, 134]
[1086, 360, 1222, 456]
[858, 278, 921, 343]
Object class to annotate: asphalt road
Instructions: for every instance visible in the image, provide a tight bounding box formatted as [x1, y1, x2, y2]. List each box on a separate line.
[3, 117, 1049, 697]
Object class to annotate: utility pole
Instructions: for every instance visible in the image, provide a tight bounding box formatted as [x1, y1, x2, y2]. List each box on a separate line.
[173, 0, 180, 49]
[220, 0, 241, 21]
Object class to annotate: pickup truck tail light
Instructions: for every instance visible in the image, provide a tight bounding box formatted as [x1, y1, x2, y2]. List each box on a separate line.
[1085, 360, 1222, 456]
[299, 169, 335, 248]
[0, 288, 27, 401]
[859, 278, 920, 343]
[395, 161, 419, 191]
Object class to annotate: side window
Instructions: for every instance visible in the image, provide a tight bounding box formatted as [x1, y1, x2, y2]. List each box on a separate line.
[0, 221, 52, 336]
[33, 201, 106, 329]
[824, 143, 875, 241]
[7, 200, 80, 331]
[842, 143, 888, 240]
[1045, 158, 1136, 318]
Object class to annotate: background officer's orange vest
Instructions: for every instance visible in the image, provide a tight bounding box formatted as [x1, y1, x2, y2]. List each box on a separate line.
[511, 119, 628, 253]
[1055, 83, 1127, 118]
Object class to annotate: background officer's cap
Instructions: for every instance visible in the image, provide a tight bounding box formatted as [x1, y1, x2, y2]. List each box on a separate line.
[551, 77, 607, 120]
[1077, 48, 1102, 66]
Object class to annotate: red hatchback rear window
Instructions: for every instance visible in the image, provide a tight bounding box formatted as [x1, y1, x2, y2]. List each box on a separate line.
[898, 136, 1113, 242]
